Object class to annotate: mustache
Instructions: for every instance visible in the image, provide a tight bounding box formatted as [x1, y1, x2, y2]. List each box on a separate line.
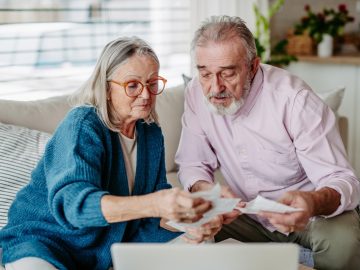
[206, 92, 233, 99]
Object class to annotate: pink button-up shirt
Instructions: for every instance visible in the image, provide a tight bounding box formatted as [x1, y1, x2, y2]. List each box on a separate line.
[176, 64, 360, 230]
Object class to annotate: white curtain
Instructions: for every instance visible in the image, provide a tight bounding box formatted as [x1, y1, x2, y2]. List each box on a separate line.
[190, 0, 269, 35]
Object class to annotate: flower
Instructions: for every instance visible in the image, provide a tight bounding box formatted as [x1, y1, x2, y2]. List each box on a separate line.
[294, 4, 354, 43]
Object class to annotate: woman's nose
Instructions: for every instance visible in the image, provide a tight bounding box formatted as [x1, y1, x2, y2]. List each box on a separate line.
[139, 85, 151, 99]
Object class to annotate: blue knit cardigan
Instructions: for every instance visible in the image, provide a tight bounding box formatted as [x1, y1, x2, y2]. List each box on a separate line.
[0, 106, 179, 269]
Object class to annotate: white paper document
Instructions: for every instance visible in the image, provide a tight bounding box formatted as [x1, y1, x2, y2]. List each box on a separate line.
[236, 195, 303, 214]
[167, 184, 240, 232]
[167, 186, 302, 232]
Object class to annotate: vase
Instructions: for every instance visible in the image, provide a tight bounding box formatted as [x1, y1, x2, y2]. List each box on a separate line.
[317, 34, 333, 57]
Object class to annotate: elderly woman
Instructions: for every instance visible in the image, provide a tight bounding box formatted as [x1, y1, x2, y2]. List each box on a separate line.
[0, 37, 213, 270]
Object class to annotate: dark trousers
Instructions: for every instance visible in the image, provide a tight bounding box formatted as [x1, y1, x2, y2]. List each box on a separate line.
[215, 209, 360, 270]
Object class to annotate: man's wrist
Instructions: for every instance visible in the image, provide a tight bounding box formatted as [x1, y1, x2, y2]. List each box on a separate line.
[189, 180, 214, 193]
[311, 187, 341, 216]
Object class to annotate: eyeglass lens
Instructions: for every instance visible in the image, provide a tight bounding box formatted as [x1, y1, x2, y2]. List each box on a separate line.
[126, 79, 165, 96]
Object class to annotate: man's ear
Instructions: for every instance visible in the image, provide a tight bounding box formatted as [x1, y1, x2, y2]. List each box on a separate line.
[251, 57, 261, 79]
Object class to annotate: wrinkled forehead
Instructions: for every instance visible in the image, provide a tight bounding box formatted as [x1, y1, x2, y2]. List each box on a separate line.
[195, 39, 247, 70]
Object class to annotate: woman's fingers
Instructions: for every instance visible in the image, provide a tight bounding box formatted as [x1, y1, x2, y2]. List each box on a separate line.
[175, 192, 212, 221]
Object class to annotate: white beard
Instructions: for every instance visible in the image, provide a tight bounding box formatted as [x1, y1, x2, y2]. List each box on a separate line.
[203, 95, 244, 115]
[203, 78, 251, 116]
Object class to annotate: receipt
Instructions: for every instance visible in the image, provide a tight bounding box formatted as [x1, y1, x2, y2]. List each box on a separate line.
[166, 187, 302, 232]
[236, 195, 303, 214]
[166, 184, 240, 232]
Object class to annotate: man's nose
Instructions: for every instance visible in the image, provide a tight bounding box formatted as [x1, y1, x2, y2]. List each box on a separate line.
[211, 75, 225, 93]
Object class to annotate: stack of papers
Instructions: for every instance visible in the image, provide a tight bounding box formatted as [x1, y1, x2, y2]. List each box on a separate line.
[167, 184, 303, 232]
[236, 195, 303, 214]
[167, 184, 240, 232]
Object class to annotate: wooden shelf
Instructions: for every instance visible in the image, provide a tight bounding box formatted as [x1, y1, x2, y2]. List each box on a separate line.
[296, 55, 360, 65]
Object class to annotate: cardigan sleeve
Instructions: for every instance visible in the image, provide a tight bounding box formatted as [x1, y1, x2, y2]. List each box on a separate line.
[44, 108, 110, 229]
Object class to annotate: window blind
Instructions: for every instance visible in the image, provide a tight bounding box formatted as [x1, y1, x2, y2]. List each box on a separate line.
[0, 0, 191, 97]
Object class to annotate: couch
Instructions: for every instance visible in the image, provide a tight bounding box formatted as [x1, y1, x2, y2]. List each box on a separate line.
[0, 82, 346, 268]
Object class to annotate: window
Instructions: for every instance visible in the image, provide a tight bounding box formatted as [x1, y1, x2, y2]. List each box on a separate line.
[0, 0, 191, 100]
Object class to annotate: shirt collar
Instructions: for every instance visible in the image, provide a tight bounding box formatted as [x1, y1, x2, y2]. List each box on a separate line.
[231, 64, 264, 119]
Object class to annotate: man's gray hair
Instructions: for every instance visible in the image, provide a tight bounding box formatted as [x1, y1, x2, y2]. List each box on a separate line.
[70, 36, 159, 132]
[191, 15, 257, 66]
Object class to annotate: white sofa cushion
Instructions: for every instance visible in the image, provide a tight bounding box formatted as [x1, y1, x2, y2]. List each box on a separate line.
[0, 123, 50, 229]
[156, 85, 185, 172]
[0, 95, 70, 133]
[317, 87, 345, 113]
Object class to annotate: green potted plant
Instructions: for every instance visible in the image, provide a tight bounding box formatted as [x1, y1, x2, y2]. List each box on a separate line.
[253, 0, 297, 66]
[294, 4, 354, 57]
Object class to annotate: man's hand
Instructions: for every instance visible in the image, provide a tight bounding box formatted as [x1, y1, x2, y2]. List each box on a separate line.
[182, 215, 223, 243]
[219, 185, 242, 224]
[190, 180, 242, 224]
[259, 191, 314, 233]
[259, 188, 340, 233]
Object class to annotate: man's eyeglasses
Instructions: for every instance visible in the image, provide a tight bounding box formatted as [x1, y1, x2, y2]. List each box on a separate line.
[108, 76, 167, 97]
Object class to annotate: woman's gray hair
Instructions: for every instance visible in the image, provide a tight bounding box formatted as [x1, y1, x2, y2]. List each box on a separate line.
[70, 36, 160, 132]
[191, 15, 257, 67]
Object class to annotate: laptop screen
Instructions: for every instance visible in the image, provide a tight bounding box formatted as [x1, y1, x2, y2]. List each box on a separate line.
[111, 243, 299, 270]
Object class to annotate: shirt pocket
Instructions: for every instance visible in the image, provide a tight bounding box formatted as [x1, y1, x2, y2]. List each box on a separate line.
[251, 147, 302, 185]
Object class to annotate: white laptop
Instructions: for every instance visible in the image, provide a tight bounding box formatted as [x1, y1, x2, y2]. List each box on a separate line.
[111, 242, 299, 270]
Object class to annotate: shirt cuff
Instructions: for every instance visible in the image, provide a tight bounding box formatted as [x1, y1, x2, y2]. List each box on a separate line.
[178, 168, 214, 191]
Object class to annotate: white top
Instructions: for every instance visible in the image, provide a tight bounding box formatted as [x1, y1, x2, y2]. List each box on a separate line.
[119, 131, 137, 194]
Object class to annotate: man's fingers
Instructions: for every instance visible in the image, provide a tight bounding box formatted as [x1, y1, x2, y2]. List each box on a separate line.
[278, 192, 295, 205]
[236, 201, 246, 208]
[223, 210, 240, 224]
[259, 211, 294, 223]
[181, 235, 203, 244]
[272, 223, 294, 234]
[179, 213, 205, 223]
[193, 200, 212, 215]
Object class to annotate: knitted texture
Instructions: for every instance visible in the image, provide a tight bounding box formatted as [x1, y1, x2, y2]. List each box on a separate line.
[0, 106, 179, 269]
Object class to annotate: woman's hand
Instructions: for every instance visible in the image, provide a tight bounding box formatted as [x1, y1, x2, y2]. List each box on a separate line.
[151, 188, 212, 222]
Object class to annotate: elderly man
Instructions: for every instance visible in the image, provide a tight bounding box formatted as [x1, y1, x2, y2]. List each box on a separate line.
[175, 15, 360, 270]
